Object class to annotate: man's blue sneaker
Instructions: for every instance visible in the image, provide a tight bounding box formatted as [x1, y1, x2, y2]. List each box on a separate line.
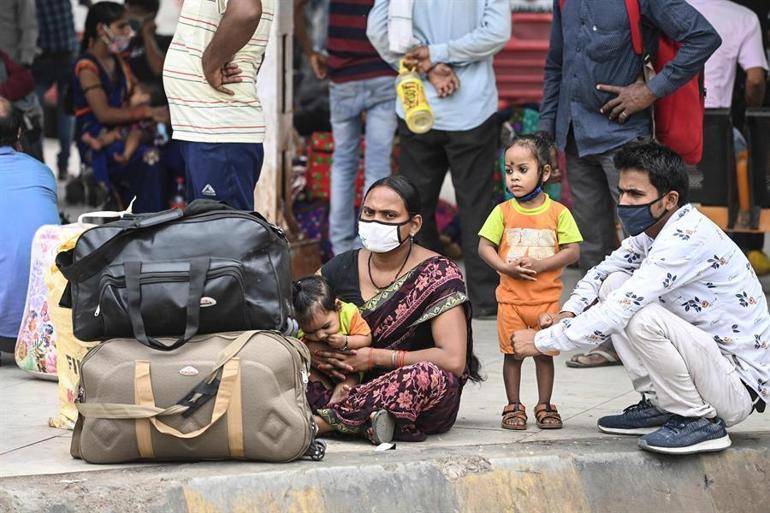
[597, 396, 672, 435]
[639, 416, 731, 455]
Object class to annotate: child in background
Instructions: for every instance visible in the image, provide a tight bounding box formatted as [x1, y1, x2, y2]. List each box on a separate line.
[293, 276, 372, 406]
[478, 133, 582, 431]
[81, 82, 164, 164]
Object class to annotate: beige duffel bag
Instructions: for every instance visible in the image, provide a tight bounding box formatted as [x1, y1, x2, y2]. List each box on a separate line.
[71, 330, 326, 463]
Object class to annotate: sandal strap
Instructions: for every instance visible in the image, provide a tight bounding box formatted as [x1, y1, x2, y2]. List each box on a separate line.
[502, 402, 526, 415]
[535, 403, 561, 419]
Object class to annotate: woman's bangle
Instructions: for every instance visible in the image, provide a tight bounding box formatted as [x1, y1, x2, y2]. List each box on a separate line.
[132, 105, 149, 121]
[368, 348, 374, 370]
[390, 350, 397, 368]
[342, 335, 349, 352]
[397, 350, 406, 368]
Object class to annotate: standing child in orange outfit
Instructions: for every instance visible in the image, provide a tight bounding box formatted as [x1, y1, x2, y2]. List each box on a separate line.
[478, 133, 582, 431]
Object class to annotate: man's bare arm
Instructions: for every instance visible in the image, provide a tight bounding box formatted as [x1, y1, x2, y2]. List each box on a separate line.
[201, 0, 262, 93]
[745, 67, 767, 108]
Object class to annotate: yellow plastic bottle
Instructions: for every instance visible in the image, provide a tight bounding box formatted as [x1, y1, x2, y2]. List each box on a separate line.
[396, 59, 434, 134]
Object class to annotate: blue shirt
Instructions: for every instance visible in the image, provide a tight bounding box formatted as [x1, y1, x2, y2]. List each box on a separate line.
[367, 0, 511, 131]
[0, 147, 59, 338]
[35, 0, 77, 53]
[539, 0, 721, 157]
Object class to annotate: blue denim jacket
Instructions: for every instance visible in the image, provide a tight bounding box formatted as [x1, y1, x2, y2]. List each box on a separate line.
[538, 0, 721, 157]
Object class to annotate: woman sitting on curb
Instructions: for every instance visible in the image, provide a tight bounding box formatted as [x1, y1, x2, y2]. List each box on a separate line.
[305, 175, 483, 444]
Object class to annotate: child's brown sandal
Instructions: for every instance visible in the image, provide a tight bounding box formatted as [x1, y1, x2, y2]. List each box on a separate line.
[535, 403, 563, 429]
[501, 402, 527, 430]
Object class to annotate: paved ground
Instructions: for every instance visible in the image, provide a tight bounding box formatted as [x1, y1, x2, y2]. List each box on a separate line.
[3, 268, 770, 480]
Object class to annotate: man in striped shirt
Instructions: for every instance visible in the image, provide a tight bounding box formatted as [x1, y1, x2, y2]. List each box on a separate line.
[163, 0, 273, 211]
[295, 0, 397, 255]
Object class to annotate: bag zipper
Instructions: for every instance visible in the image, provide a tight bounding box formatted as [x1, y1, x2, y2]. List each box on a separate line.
[95, 266, 246, 317]
[76, 341, 110, 403]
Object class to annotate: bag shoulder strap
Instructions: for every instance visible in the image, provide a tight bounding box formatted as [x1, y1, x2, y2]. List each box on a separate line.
[624, 0, 644, 56]
[56, 208, 184, 283]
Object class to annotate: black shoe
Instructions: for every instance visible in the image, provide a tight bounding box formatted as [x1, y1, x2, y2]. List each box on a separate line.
[639, 416, 731, 455]
[597, 395, 672, 435]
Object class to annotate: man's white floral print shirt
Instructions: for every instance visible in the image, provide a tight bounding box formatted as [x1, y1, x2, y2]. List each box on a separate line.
[535, 204, 770, 399]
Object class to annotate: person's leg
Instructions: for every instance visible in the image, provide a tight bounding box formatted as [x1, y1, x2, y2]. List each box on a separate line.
[596, 272, 655, 395]
[225, 143, 262, 210]
[565, 133, 618, 271]
[444, 115, 500, 314]
[114, 128, 143, 163]
[591, 272, 673, 435]
[625, 303, 753, 426]
[54, 52, 76, 178]
[316, 361, 462, 442]
[122, 149, 168, 213]
[503, 355, 524, 403]
[397, 119, 449, 254]
[34, 51, 76, 176]
[565, 141, 623, 367]
[329, 80, 364, 254]
[180, 141, 261, 210]
[533, 355, 555, 401]
[498, 303, 528, 429]
[362, 76, 397, 192]
[32, 53, 55, 165]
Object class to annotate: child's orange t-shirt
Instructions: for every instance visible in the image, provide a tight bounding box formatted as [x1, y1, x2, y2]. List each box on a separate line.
[478, 195, 582, 305]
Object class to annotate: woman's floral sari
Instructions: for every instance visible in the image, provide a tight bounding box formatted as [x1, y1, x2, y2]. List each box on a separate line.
[309, 256, 473, 442]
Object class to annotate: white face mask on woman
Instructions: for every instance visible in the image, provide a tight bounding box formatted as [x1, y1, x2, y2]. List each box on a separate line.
[358, 219, 411, 253]
[102, 25, 134, 54]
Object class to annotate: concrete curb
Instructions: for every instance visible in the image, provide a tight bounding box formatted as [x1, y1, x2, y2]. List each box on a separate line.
[1, 433, 768, 513]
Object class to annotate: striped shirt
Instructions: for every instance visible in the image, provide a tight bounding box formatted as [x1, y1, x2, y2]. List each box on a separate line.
[163, 0, 274, 143]
[327, 0, 395, 83]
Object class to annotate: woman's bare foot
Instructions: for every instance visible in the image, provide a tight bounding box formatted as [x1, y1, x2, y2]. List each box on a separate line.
[328, 383, 352, 405]
[313, 415, 333, 436]
[81, 132, 103, 151]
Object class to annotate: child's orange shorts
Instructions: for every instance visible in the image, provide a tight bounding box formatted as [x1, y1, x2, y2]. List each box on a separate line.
[497, 301, 560, 354]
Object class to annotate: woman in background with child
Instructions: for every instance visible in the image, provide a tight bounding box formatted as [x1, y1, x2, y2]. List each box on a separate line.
[72, 1, 168, 213]
[478, 134, 582, 431]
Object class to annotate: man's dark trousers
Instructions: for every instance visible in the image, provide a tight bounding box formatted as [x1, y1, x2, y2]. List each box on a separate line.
[398, 114, 499, 314]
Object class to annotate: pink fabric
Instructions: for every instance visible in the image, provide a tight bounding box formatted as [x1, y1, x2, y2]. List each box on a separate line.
[687, 0, 768, 108]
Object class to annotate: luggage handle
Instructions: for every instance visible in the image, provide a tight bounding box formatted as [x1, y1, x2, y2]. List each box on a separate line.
[56, 200, 281, 285]
[124, 257, 210, 351]
[77, 330, 255, 427]
[135, 358, 240, 439]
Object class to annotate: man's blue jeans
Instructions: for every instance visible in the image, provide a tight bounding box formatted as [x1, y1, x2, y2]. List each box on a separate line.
[329, 75, 397, 254]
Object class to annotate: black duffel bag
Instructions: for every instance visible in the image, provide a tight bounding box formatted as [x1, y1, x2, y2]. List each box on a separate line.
[56, 200, 295, 350]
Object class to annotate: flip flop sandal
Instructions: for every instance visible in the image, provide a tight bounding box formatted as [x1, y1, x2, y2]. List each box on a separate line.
[565, 349, 622, 368]
[535, 403, 563, 429]
[501, 402, 527, 430]
[366, 410, 396, 445]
